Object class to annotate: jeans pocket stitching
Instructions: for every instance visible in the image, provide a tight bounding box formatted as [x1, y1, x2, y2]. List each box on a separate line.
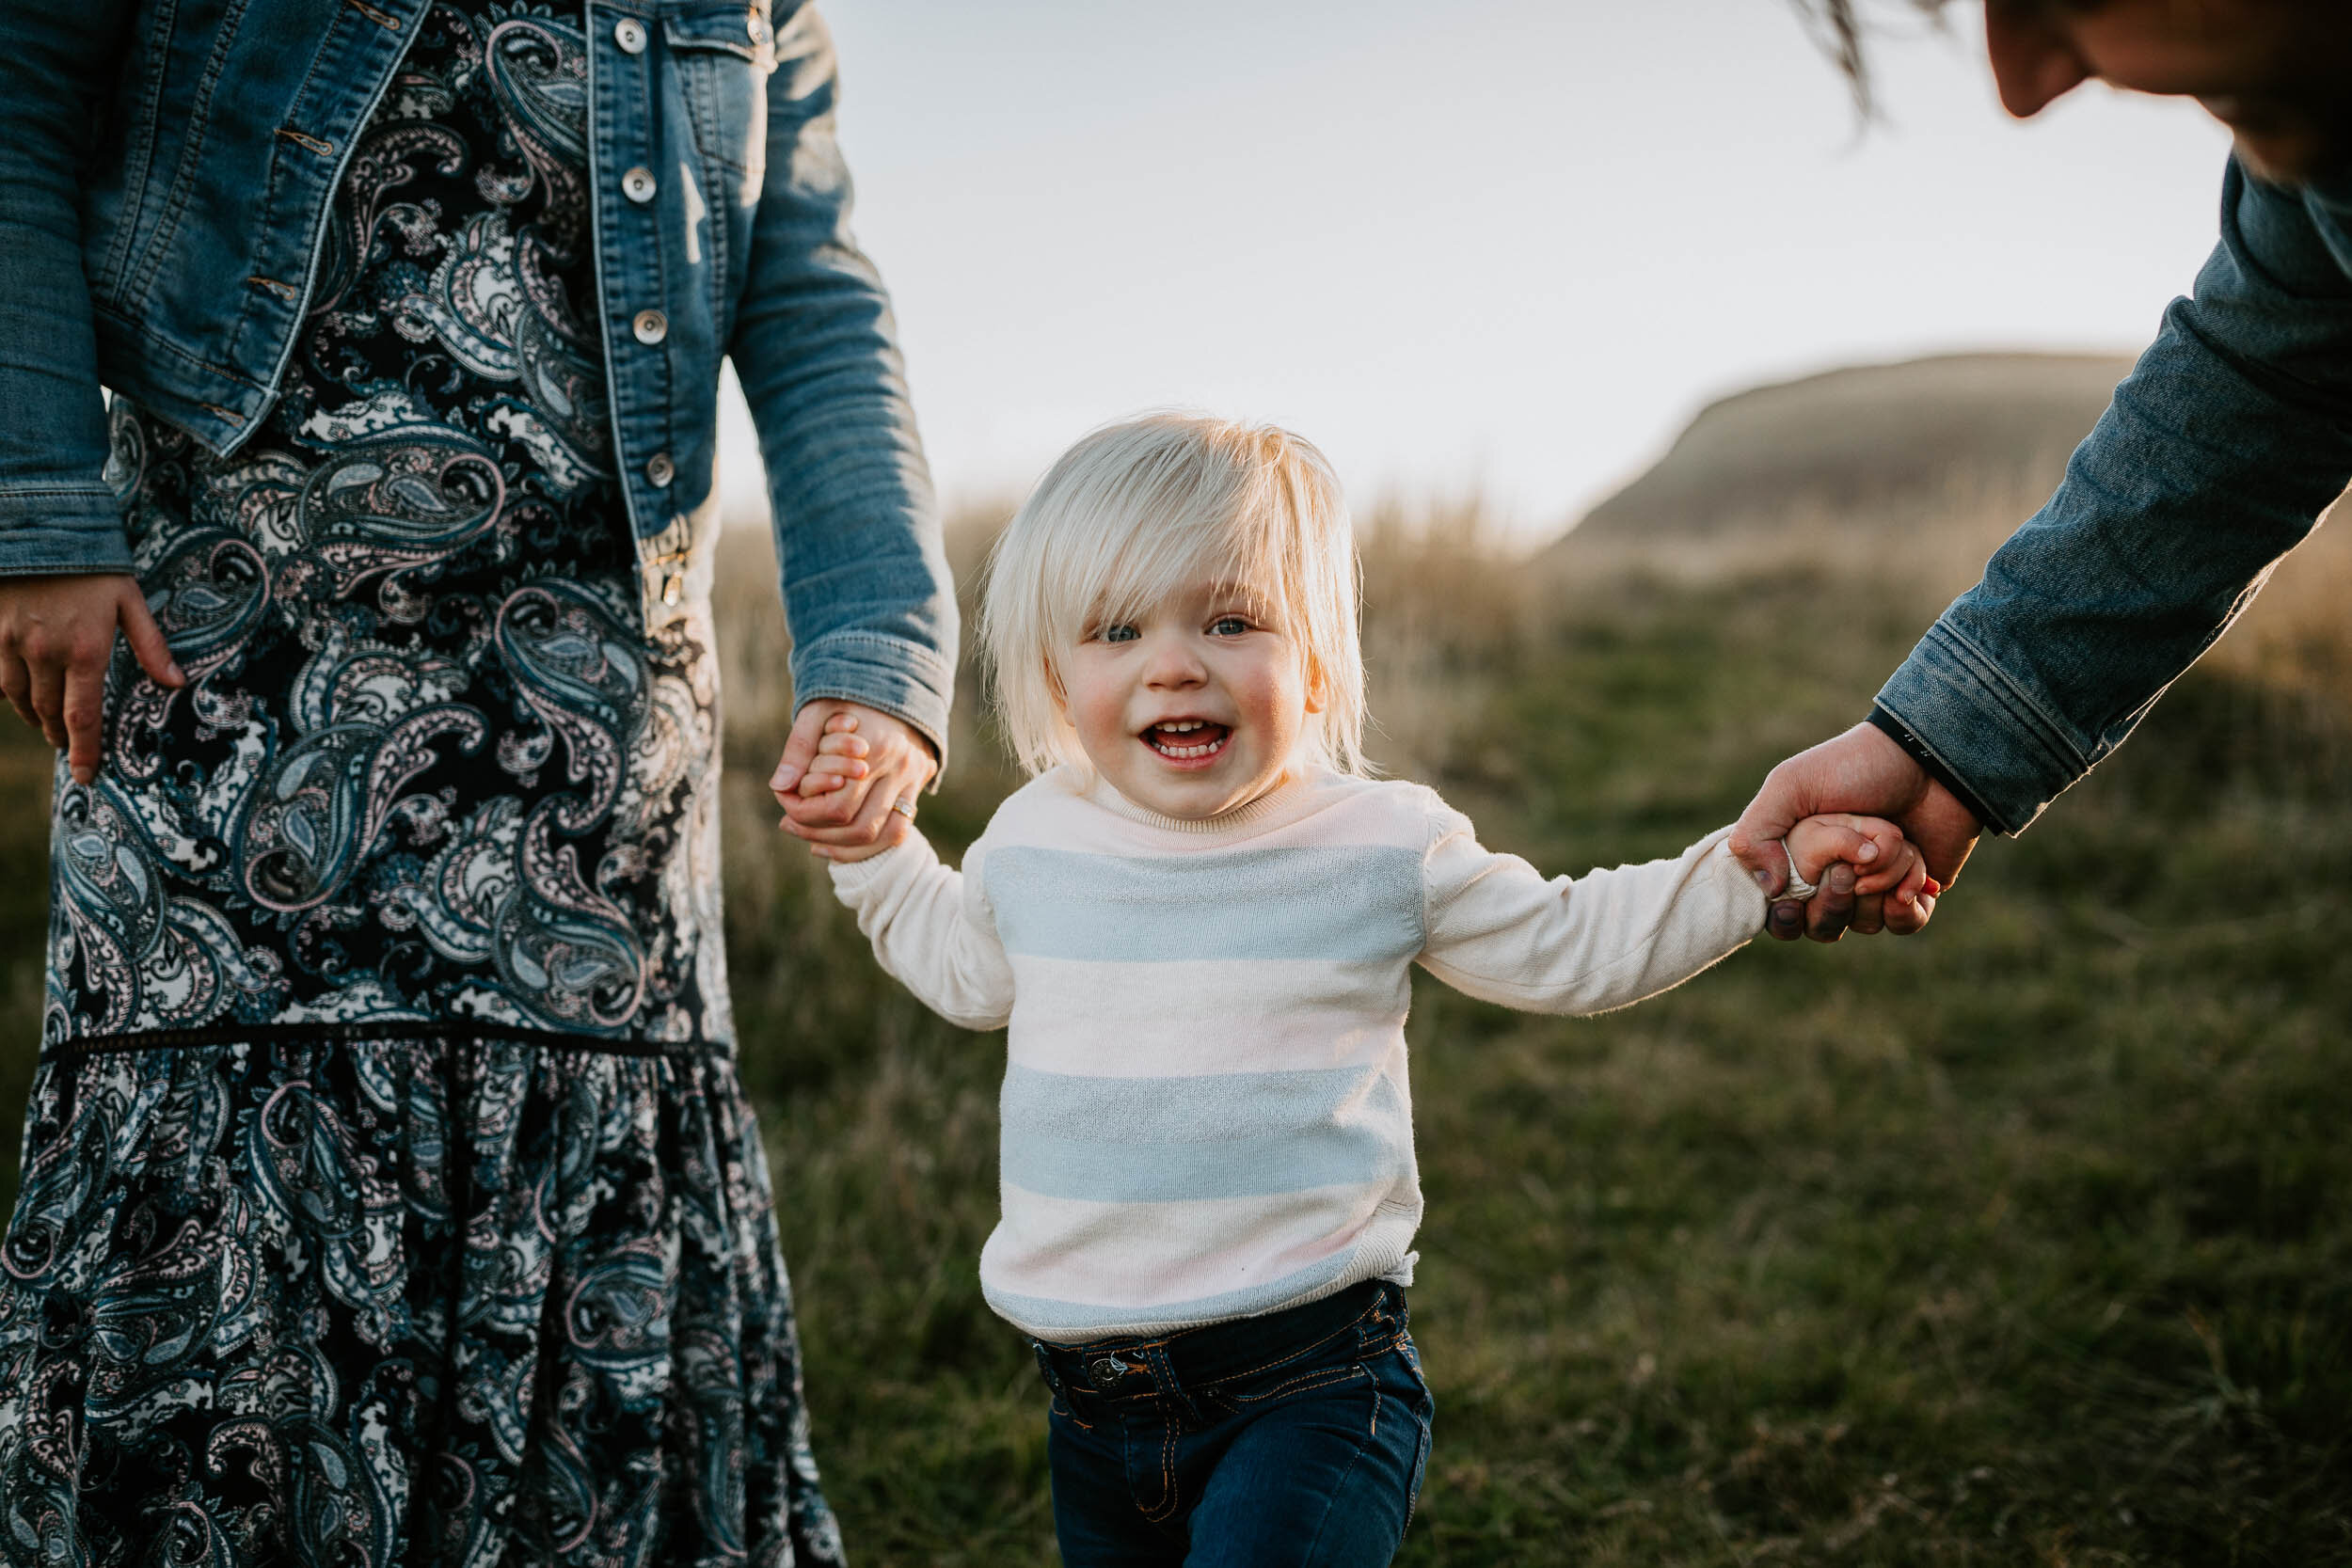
[1404, 1413, 1433, 1533]
[1137, 1407, 1182, 1524]
[1228, 1362, 1369, 1406]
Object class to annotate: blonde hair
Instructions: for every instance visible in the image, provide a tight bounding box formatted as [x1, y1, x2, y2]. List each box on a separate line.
[981, 413, 1369, 780]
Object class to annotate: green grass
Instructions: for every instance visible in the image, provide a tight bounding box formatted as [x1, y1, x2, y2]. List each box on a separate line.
[5, 549, 2348, 1564]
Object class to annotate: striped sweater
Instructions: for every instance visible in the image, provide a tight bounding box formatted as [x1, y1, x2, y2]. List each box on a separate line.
[827, 767, 1769, 1342]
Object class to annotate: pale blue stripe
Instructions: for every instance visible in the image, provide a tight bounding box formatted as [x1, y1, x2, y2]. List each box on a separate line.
[987, 1248, 1365, 1336]
[1000, 1063, 1391, 1142]
[984, 845, 1422, 962]
[999, 1070, 1406, 1202]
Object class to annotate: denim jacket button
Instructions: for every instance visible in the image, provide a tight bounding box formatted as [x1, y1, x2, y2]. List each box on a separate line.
[1087, 1357, 1120, 1390]
[632, 309, 668, 345]
[613, 16, 646, 53]
[622, 166, 657, 204]
[645, 452, 675, 487]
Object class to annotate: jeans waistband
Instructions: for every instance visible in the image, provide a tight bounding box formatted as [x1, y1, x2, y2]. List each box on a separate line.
[1032, 1280, 1407, 1403]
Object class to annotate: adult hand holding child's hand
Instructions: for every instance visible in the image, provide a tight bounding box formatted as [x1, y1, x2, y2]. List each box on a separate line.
[1780, 810, 1931, 920]
[771, 701, 936, 862]
[1731, 721, 1980, 942]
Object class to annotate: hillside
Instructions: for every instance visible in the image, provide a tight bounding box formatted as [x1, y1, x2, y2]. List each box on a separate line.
[1565, 351, 2134, 544]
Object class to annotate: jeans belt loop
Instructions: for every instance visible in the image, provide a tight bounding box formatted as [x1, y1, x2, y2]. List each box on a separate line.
[1144, 1343, 1212, 1429]
[1032, 1340, 1065, 1397]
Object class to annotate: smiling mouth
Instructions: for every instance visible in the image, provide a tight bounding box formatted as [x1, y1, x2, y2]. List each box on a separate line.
[1144, 720, 1231, 760]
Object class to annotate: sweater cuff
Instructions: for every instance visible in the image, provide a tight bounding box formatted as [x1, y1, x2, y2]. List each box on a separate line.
[824, 832, 924, 897]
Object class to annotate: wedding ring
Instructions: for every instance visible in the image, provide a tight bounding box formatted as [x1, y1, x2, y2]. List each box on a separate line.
[889, 798, 917, 821]
[1780, 840, 1819, 902]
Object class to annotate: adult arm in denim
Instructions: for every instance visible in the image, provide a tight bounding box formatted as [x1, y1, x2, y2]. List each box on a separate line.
[0, 0, 185, 779]
[1877, 162, 2352, 834]
[1735, 161, 2352, 931]
[0, 0, 136, 571]
[731, 1, 958, 846]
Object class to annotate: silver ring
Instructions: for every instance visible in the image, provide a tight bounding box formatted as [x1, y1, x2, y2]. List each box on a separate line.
[1780, 840, 1819, 901]
[889, 798, 916, 821]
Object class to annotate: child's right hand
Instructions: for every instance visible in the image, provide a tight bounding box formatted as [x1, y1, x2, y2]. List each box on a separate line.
[1781, 813, 1933, 911]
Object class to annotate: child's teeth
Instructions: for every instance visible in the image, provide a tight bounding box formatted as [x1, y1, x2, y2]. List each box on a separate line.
[1152, 731, 1222, 758]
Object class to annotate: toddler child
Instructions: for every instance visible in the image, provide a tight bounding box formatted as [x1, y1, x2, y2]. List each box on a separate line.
[780, 415, 1927, 1566]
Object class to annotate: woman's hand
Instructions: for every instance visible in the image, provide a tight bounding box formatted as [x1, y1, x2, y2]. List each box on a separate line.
[0, 573, 184, 784]
[770, 700, 936, 860]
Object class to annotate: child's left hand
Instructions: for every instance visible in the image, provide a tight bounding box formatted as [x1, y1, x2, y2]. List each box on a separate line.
[777, 711, 915, 863]
[1780, 813, 1932, 913]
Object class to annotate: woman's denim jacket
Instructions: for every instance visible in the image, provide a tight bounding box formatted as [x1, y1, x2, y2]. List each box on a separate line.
[1874, 161, 2352, 834]
[0, 0, 956, 755]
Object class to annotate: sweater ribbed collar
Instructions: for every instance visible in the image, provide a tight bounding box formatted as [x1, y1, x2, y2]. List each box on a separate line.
[1084, 769, 1321, 840]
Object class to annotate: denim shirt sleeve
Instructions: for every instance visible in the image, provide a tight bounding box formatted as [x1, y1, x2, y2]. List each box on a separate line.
[1875, 158, 2352, 835]
[0, 0, 140, 576]
[727, 2, 959, 765]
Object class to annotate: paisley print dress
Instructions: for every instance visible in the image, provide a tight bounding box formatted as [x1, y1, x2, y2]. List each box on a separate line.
[0, 5, 845, 1564]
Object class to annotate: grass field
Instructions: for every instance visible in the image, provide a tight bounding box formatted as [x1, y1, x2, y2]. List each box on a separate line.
[4, 503, 2349, 1564]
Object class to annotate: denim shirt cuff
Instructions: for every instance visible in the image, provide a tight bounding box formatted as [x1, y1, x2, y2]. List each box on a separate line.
[0, 486, 136, 576]
[1872, 620, 2090, 838]
[789, 631, 956, 780]
[1865, 705, 2001, 836]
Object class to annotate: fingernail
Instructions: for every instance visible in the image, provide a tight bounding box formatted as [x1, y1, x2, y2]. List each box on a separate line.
[1856, 842, 1878, 862]
[1830, 865, 1855, 894]
[771, 765, 799, 789]
[1771, 905, 1801, 938]
[1753, 869, 1776, 893]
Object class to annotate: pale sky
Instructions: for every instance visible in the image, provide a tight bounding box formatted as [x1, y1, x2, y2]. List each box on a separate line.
[716, 0, 2234, 541]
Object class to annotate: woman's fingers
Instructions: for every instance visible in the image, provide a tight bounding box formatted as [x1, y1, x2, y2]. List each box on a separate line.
[61, 659, 107, 785]
[26, 660, 64, 752]
[0, 574, 189, 784]
[0, 654, 32, 730]
[116, 582, 184, 689]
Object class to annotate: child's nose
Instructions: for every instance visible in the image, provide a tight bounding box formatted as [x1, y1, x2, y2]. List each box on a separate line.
[1143, 637, 1208, 688]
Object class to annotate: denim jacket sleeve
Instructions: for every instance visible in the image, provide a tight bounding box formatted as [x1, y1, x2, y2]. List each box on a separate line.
[0, 0, 140, 576]
[727, 2, 959, 764]
[1875, 159, 2352, 835]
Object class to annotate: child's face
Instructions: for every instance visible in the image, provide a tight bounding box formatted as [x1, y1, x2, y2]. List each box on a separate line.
[1060, 576, 1320, 820]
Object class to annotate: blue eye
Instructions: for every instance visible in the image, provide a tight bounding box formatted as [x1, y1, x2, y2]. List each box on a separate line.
[1209, 616, 1250, 637]
[1098, 624, 1138, 643]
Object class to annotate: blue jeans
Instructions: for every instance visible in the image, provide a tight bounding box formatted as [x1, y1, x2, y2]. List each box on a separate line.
[1031, 1281, 1434, 1567]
